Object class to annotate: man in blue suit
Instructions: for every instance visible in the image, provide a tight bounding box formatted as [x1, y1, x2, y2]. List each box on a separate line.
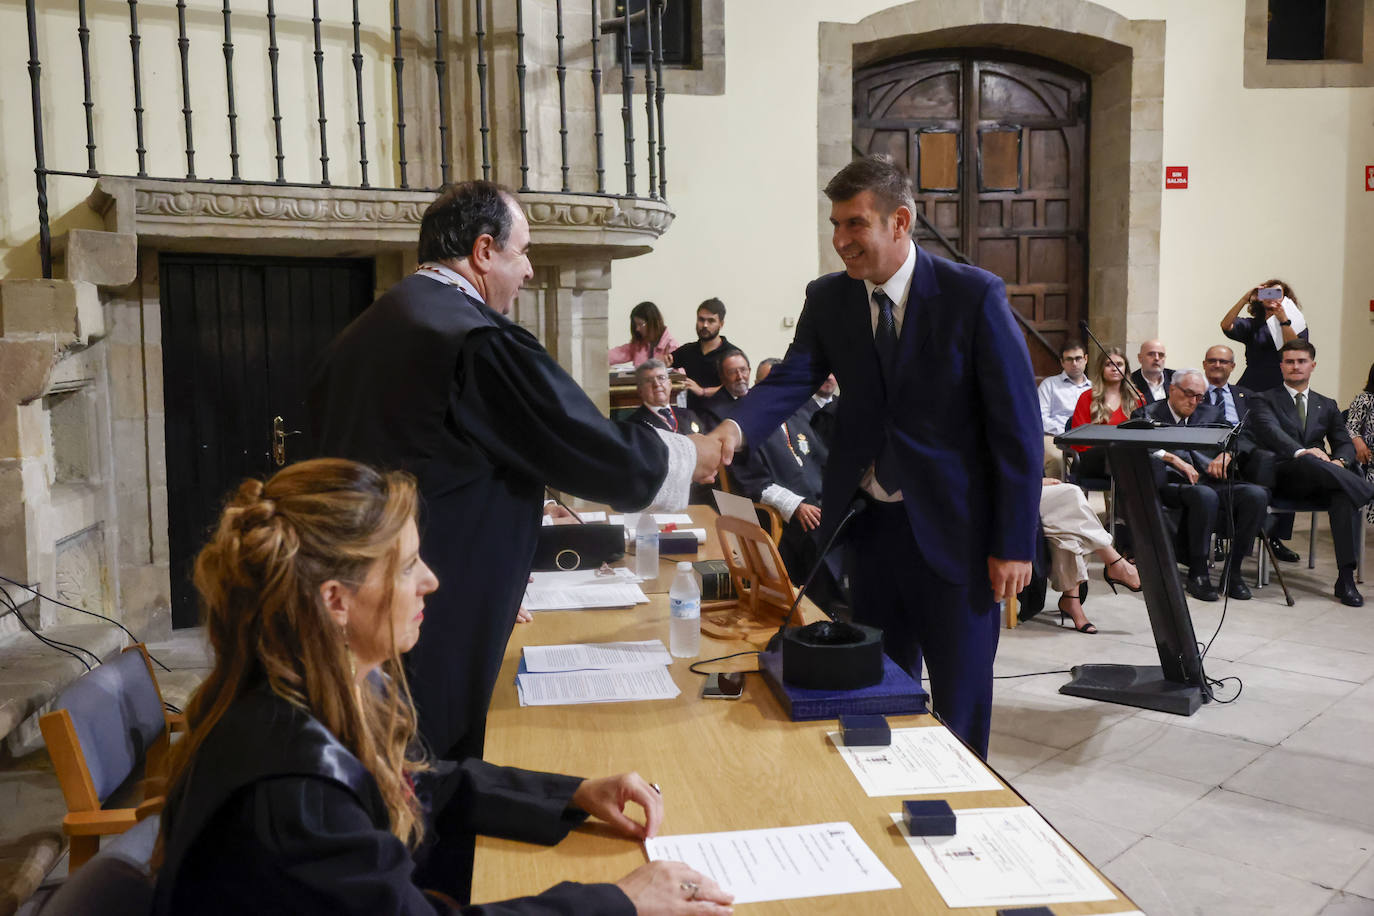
[708, 155, 1041, 758]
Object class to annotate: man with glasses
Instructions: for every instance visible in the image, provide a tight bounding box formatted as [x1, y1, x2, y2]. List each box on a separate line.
[1137, 368, 1268, 601]
[1037, 342, 1092, 477]
[627, 359, 703, 435]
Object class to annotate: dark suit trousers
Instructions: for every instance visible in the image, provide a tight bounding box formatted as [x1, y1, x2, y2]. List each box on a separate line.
[846, 501, 1000, 759]
[1275, 456, 1365, 568]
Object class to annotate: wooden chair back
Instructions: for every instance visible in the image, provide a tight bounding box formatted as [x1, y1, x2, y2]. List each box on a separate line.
[39, 644, 179, 870]
[701, 515, 797, 645]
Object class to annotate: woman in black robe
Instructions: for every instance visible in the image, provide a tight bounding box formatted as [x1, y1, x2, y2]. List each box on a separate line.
[152, 459, 731, 916]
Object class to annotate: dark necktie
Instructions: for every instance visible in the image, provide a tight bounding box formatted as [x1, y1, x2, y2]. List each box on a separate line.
[872, 289, 901, 492]
[873, 289, 899, 391]
[657, 407, 677, 432]
[1295, 392, 1307, 429]
[1210, 387, 1222, 408]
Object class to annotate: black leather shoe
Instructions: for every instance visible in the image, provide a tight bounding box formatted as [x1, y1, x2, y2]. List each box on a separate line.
[1270, 538, 1300, 563]
[1226, 575, 1252, 601]
[1335, 578, 1365, 608]
[1186, 573, 1219, 602]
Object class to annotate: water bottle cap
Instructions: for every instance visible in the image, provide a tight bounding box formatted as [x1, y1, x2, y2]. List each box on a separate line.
[677, 561, 693, 571]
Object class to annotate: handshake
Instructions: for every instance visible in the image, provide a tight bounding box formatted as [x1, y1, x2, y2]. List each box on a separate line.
[687, 423, 743, 484]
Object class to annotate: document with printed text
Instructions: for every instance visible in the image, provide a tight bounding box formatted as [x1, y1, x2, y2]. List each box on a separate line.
[522, 640, 672, 673]
[644, 822, 900, 904]
[516, 666, 680, 706]
[895, 806, 1116, 907]
[828, 727, 1004, 796]
[521, 582, 649, 611]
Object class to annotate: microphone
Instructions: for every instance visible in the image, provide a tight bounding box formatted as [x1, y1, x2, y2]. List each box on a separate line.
[1079, 319, 1146, 404]
[765, 496, 867, 653]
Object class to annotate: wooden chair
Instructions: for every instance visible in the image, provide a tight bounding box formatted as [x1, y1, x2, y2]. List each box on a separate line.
[39, 644, 183, 870]
[717, 467, 786, 547]
[699, 515, 798, 646]
[35, 814, 158, 916]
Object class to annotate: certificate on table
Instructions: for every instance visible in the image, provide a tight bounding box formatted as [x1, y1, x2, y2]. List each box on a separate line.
[523, 640, 672, 672]
[644, 822, 900, 904]
[894, 807, 1116, 908]
[827, 727, 1004, 796]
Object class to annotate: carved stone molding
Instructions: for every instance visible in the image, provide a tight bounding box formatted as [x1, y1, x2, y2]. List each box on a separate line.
[89, 179, 674, 260]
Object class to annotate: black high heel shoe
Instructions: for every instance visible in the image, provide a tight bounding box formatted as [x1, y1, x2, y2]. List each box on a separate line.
[1057, 594, 1097, 634]
[1103, 555, 1143, 594]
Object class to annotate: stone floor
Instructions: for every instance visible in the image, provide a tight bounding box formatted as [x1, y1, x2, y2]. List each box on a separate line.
[3, 521, 1371, 915]
[991, 520, 1374, 916]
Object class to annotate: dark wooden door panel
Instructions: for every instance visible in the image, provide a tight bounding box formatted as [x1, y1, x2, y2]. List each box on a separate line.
[160, 253, 373, 627]
[854, 51, 1089, 379]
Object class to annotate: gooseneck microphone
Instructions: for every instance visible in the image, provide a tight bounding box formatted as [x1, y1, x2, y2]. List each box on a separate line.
[765, 496, 868, 653]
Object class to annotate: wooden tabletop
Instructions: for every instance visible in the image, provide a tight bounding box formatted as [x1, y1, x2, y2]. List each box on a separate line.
[476, 512, 1137, 914]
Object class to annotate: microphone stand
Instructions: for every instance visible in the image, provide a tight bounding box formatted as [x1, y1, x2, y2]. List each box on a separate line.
[765, 498, 867, 653]
[1078, 318, 1146, 405]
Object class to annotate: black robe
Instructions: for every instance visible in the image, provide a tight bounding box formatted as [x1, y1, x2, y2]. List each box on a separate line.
[154, 688, 633, 916]
[309, 274, 674, 764]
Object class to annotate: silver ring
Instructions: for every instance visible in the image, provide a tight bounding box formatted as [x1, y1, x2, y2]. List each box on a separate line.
[680, 880, 699, 900]
[650, 782, 662, 795]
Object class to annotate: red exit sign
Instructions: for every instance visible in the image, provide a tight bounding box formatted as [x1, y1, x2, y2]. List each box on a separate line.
[1165, 166, 1188, 189]
[1367, 165, 1374, 191]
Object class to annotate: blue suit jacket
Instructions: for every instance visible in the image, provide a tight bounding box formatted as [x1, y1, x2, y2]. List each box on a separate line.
[726, 247, 1042, 585]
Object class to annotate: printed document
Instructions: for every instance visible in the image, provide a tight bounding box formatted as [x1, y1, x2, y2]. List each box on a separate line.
[828, 727, 1003, 796]
[644, 822, 900, 904]
[523, 640, 672, 672]
[895, 806, 1116, 907]
[516, 666, 680, 706]
[522, 582, 649, 611]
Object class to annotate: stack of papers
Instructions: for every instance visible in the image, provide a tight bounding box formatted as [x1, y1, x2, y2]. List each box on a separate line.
[522, 568, 649, 611]
[516, 639, 681, 706]
[540, 510, 608, 525]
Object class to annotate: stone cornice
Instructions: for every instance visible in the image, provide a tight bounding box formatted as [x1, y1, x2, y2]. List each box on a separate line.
[87, 179, 673, 259]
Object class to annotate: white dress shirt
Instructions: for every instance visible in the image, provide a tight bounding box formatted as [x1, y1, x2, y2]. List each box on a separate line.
[1038, 372, 1092, 435]
[1283, 383, 1315, 458]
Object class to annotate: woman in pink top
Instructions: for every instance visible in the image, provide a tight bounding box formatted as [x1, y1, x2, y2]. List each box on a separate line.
[608, 301, 679, 366]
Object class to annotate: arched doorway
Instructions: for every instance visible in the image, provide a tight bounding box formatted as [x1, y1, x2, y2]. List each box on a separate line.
[854, 51, 1089, 377]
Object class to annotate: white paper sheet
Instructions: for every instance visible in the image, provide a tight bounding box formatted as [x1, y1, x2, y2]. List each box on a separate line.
[608, 512, 695, 526]
[528, 568, 641, 588]
[521, 582, 648, 611]
[895, 807, 1116, 908]
[645, 822, 900, 905]
[711, 488, 759, 523]
[516, 666, 681, 706]
[523, 640, 672, 672]
[827, 727, 1004, 796]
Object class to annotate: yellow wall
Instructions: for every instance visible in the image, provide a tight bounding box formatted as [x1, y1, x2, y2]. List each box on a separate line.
[603, 0, 1374, 403]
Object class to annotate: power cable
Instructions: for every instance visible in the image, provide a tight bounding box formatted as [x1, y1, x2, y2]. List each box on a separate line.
[0, 572, 172, 671]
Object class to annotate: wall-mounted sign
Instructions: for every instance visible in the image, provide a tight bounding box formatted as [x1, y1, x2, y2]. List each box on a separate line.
[1366, 165, 1374, 191]
[1165, 166, 1188, 189]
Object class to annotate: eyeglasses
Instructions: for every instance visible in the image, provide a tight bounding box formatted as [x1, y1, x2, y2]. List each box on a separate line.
[1179, 390, 1208, 401]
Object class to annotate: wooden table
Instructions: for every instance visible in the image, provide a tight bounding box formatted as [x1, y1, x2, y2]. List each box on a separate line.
[474, 540, 1139, 913]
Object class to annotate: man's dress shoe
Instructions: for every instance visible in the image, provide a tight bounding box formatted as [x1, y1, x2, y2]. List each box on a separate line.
[1226, 576, 1252, 601]
[1186, 573, 1219, 602]
[1269, 538, 1300, 563]
[1336, 577, 1365, 608]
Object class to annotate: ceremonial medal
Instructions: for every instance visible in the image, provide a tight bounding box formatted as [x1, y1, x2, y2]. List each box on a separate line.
[797, 434, 810, 455]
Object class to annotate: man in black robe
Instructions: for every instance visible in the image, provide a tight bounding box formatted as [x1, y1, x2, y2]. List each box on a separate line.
[309, 182, 721, 897]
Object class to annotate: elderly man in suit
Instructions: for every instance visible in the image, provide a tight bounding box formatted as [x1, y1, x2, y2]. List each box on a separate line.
[1249, 340, 1374, 606]
[1130, 339, 1173, 406]
[697, 350, 753, 431]
[1137, 368, 1268, 602]
[706, 154, 1041, 759]
[626, 359, 704, 435]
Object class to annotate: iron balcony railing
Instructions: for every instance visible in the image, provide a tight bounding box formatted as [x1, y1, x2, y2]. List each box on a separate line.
[23, 0, 671, 278]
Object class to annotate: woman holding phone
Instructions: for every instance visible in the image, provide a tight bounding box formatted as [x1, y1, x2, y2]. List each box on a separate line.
[1220, 279, 1309, 391]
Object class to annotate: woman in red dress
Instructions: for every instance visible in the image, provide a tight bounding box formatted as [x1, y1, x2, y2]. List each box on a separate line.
[1068, 346, 1141, 479]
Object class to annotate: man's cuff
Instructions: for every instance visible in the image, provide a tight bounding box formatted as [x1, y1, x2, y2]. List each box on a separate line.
[645, 430, 694, 511]
[724, 418, 747, 446]
[1294, 448, 1305, 459]
[760, 484, 804, 521]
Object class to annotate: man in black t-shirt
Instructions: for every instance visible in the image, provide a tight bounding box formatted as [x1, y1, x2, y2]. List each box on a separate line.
[671, 297, 744, 412]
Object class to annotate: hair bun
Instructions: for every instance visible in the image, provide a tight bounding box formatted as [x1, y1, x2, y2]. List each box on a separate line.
[229, 478, 279, 526]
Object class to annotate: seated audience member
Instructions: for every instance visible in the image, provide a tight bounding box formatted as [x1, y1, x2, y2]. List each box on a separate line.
[1221, 279, 1309, 392]
[1347, 360, 1374, 525]
[627, 359, 703, 435]
[796, 373, 840, 450]
[608, 301, 679, 367]
[1137, 369, 1268, 602]
[697, 350, 753, 430]
[1129, 339, 1173, 406]
[1250, 341, 1374, 607]
[1040, 478, 1141, 634]
[670, 298, 742, 412]
[1037, 341, 1092, 477]
[153, 459, 730, 916]
[1068, 346, 1141, 479]
[1204, 343, 1294, 559]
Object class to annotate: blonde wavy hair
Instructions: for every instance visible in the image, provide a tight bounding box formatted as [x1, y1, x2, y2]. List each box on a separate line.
[158, 458, 427, 861]
[1088, 346, 1140, 424]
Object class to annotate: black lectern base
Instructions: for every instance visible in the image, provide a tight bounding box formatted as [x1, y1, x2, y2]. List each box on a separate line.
[1059, 664, 1203, 715]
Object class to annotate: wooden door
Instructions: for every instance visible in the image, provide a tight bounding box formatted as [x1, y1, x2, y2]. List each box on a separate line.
[160, 253, 374, 626]
[854, 52, 1088, 378]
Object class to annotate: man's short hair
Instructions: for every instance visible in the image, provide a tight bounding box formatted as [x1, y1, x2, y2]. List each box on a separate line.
[1280, 338, 1316, 360]
[417, 180, 518, 263]
[1060, 341, 1085, 358]
[634, 358, 667, 384]
[1171, 368, 1205, 389]
[823, 154, 916, 219]
[698, 297, 726, 319]
[719, 350, 750, 370]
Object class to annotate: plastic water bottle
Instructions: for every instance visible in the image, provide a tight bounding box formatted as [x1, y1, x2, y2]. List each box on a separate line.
[669, 561, 701, 658]
[634, 515, 659, 580]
